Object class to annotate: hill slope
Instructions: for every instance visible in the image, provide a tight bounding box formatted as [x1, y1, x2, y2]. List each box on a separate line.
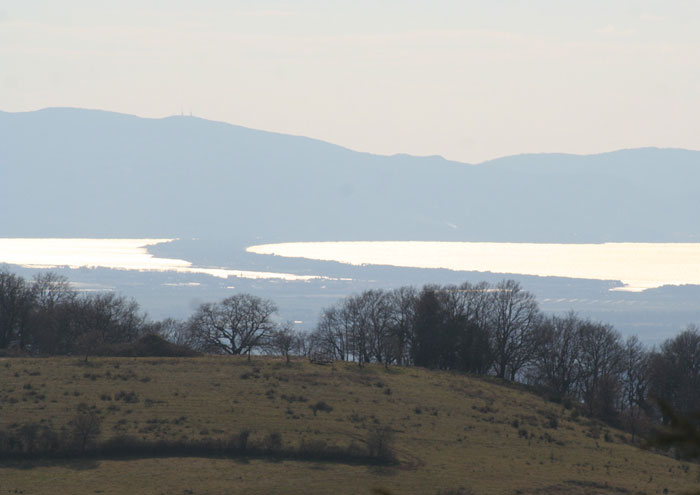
[0, 356, 695, 494]
[1, 108, 699, 242]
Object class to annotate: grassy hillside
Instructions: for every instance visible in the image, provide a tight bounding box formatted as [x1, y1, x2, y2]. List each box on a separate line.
[0, 356, 696, 494]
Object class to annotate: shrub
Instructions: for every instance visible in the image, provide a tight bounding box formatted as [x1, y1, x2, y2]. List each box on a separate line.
[366, 426, 395, 462]
[100, 434, 141, 455]
[17, 423, 44, 454]
[230, 429, 250, 452]
[281, 394, 308, 403]
[299, 438, 328, 456]
[70, 405, 102, 453]
[114, 390, 139, 403]
[309, 401, 333, 416]
[263, 432, 283, 452]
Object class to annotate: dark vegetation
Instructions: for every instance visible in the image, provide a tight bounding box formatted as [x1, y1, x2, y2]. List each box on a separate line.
[1, 269, 699, 452]
[0, 403, 395, 465]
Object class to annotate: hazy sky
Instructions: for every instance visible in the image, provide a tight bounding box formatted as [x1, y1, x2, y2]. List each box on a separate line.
[1, 1, 699, 163]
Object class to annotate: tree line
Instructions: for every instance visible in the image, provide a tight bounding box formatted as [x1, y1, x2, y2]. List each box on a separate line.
[303, 280, 700, 437]
[305, 281, 700, 435]
[0, 269, 300, 361]
[0, 271, 145, 356]
[2, 269, 699, 435]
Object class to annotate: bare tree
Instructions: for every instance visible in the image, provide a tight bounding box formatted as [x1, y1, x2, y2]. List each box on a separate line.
[0, 270, 35, 350]
[577, 321, 623, 421]
[267, 322, 301, 364]
[73, 293, 146, 348]
[448, 282, 493, 373]
[32, 272, 74, 309]
[145, 317, 194, 346]
[188, 294, 277, 356]
[71, 404, 102, 454]
[28, 272, 78, 354]
[530, 312, 585, 398]
[620, 335, 651, 440]
[489, 280, 539, 381]
[344, 293, 372, 366]
[648, 325, 700, 419]
[313, 305, 351, 361]
[386, 286, 417, 365]
[357, 290, 394, 365]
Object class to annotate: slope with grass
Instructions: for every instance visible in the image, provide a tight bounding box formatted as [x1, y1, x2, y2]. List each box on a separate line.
[0, 357, 695, 494]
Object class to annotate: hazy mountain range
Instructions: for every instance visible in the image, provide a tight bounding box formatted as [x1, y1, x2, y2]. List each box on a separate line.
[2, 107, 699, 243]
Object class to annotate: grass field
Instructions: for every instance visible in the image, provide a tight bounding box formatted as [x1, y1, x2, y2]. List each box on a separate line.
[0, 356, 696, 494]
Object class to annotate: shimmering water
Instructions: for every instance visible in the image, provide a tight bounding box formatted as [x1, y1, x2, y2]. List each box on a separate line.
[247, 241, 700, 292]
[0, 238, 324, 281]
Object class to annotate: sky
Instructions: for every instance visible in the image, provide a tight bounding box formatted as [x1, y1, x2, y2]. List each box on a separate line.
[1, 1, 699, 163]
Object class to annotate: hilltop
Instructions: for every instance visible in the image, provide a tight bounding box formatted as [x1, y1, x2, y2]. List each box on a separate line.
[1, 107, 699, 243]
[0, 356, 695, 494]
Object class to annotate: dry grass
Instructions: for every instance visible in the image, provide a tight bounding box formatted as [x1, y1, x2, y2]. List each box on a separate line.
[0, 356, 696, 494]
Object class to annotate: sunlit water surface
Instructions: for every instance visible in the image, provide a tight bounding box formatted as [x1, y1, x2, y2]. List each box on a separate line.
[247, 241, 700, 292]
[0, 238, 324, 281]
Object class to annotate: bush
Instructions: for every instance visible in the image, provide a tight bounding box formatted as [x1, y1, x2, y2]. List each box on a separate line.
[309, 401, 333, 416]
[114, 390, 139, 403]
[100, 434, 142, 455]
[230, 429, 250, 452]
[70, 405, 102, 453]
[299, 438, 328, 455]
[263, 432, 283, 452]
[366, 426, 395, 462]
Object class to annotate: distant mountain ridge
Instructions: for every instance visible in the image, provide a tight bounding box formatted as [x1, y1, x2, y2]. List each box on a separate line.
[1, 107, 699, 243]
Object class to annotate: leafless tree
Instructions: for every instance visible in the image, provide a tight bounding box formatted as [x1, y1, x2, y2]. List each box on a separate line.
[0, 270, 35, 350]
[529, 312, 585, 397]
[313, 305, 351, 361]
[188, 294, 277, 356]
[386, 286, 417, 365]
[489, 280, 539, 380]
[28, 273, 78, 353]
[146, 317, 194, 347]
[648, 325, 700, 419]
[267, 322, 302, 364]
[71, 404, 102, 454]
[32, 272, 75, 309]
[357, 290, 394, 365]
[577, 321, 623, 421]
[75, 293, 146, 346]
[620, 335, 651, 439]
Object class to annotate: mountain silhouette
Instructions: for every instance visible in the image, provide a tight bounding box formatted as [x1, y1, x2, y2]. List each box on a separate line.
[2, 107, 698, 243]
